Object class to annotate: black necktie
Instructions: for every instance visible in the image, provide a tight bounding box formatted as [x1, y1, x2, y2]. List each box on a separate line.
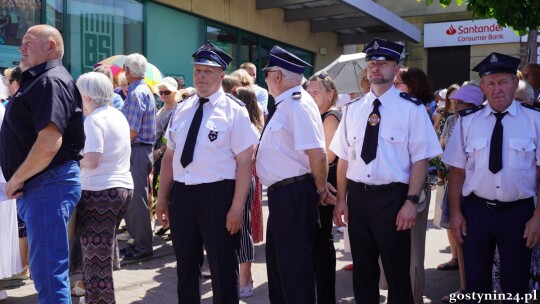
[180, 97, 209, 168]
[260, 104, 277, 138]
[361, 99, 381, 164]
[255, 103, 278, 158]
[489, 112, 507, 174]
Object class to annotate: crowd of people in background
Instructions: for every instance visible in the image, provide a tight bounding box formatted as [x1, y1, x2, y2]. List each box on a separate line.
[0, 23, 540, 304]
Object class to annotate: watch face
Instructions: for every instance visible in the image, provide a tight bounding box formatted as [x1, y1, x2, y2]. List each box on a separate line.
[408, 195, 419, 204]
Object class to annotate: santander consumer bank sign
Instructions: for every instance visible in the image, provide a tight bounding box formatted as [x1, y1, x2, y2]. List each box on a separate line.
[424, 19, 520, 47]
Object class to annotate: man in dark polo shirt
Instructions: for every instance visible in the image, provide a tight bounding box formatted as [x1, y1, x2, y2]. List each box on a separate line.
[0, 24, 84, 304]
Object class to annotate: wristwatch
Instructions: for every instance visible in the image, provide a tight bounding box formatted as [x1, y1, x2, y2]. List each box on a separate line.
[406, 194, 420, 205]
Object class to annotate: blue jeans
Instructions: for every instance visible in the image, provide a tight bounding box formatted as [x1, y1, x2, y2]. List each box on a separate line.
[17, 160, 82, 304]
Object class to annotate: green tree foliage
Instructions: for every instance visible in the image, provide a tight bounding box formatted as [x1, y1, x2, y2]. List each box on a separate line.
[420, 0, 540, 34]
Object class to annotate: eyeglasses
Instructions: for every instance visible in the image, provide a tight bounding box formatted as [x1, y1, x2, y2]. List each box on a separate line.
[264, 69, 278, 78]
[158, 90, 172, 96]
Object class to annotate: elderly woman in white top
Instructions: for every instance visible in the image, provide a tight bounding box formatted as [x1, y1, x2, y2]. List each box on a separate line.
[76, 72, 134, 304]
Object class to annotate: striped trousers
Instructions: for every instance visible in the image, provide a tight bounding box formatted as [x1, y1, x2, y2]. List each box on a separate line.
[238, 176, 255, 263]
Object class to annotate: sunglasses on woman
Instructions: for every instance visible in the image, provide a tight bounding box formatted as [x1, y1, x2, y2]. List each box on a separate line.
[158, 90, 172, 96]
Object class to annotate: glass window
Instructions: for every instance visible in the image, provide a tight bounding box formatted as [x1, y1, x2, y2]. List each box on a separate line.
[238, 32, 258, 64]
[206, 25, 237, 74]
[205, 22, 314, 89]
[45, 0, 63, 31]
[0, 0, 42, 68]
[66, 0, 143, 78]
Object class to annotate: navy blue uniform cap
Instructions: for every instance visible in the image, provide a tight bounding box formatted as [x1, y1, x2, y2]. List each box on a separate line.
[192, 41, 233, 70]
[263, 45, 312, 74]
[472, 52, 520, 77]
[363, 37, 404, 62]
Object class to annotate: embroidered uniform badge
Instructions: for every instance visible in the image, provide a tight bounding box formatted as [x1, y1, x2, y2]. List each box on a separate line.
[208, 130, 218, 142]
[368, 113, 380, 126]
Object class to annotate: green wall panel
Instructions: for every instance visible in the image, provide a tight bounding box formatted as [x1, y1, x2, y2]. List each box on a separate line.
[146, 2, 203, 88]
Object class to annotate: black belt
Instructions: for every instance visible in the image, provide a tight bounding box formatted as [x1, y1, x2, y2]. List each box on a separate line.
[469, 193, 533, 210]
[351, 180, 404, 192]
[268, 173, 312, 192]
[131, 143, 152, 147]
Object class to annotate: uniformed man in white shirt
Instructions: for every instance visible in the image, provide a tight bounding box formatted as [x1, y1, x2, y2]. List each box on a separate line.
[331, 37, 441, 304]
[442, 52, 540, 298]
[155, 42, 259, 303]
[256, 45, 332, 303]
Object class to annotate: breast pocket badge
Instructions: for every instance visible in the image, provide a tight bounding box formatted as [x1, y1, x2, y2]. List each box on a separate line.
[208, 130, 218, 142]
[368, 113, 380, 126]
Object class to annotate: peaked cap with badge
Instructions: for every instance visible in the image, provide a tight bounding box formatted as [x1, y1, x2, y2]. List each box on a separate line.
[363, 37, 404, 62]
[263, 45, 312, 74]
[192, 41, 233, 70]
[472, 52, 520, 77]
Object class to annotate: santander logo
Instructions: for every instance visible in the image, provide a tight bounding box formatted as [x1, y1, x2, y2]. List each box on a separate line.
[446, 25, 457, 35]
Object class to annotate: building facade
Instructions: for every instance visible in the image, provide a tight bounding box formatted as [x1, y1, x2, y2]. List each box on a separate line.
[0, 0, 422, 93]
[0, 0, 340, 87]
[377, 0, 538, 90]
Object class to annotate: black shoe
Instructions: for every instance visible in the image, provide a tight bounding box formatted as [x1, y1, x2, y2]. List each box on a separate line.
[120, 245, 135, 256]
[155, 226, 170, 236]
[123, 250, 153, 261]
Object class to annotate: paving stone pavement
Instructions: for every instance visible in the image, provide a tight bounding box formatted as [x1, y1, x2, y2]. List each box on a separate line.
[4, 186, 463, 303]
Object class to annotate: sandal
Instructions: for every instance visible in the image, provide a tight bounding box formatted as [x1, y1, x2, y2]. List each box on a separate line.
[441, 288, 465, 303]
[437, 257, 459, 271]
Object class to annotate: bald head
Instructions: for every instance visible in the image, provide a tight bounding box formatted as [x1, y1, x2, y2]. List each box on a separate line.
[20, 24, 64, 70]
[31, 24, 64, 58]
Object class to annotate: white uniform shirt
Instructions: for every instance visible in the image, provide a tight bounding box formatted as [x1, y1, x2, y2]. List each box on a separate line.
[165, 88, 258, 185]
[442, 101, 540, 202]
[81, 106, 134, 191]
[256, 86, 325, 186]
[330, 86, 442, 185]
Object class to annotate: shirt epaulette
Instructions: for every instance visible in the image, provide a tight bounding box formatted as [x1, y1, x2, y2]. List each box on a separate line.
[399, 92, 423, 106]
[292, 92, 302, 100]
[520, 102, 540, 112]
[225, 93, 245, 106]
[459, 105, 485, 117]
